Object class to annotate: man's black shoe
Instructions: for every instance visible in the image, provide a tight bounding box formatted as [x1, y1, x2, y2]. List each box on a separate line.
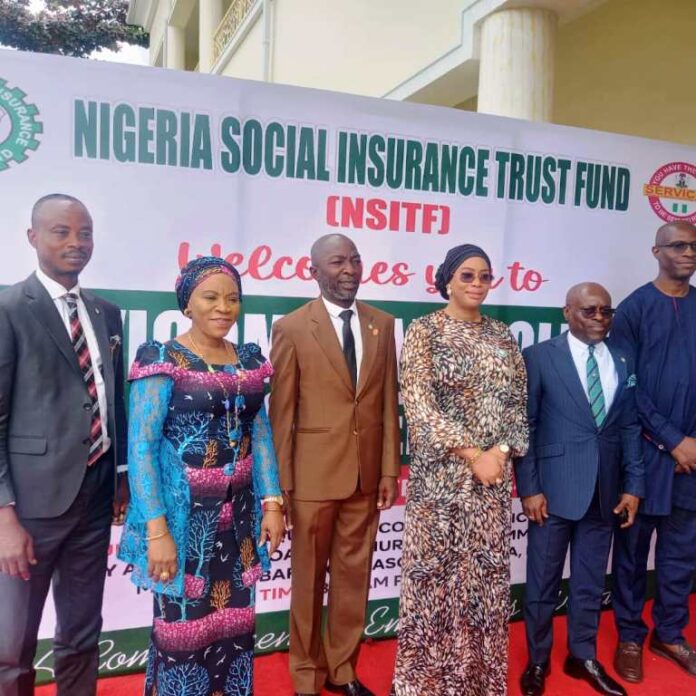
[520, 662, 549, 695]
[563, 656, 627, 695]
[325, 679, 375, 696]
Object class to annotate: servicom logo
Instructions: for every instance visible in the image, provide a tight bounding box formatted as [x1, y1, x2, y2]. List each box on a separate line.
[643, 161, 696, 225]
[0, 77, 43, 172]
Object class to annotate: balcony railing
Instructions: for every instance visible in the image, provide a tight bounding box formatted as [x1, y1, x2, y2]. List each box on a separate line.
[213, 0, 258, 62]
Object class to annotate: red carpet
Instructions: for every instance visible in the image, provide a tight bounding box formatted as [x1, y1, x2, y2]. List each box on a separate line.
[37, 598, 695, 695]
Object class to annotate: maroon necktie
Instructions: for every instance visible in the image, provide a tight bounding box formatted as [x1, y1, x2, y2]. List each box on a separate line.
[65, 293, 104, 466]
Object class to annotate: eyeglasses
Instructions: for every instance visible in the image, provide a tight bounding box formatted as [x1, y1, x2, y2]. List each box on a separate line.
[656, 242, 696, 253]
[577, 306, 615, 319]
[458, 271, 495, 284]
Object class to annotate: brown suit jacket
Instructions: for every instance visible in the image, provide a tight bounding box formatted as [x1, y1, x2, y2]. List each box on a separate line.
[269, 298, 400, 501]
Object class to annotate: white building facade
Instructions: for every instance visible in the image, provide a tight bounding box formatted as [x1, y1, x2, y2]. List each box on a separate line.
[127, 0, 696, 144]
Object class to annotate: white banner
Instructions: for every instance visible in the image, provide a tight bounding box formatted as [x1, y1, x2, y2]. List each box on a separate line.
[0, 49, 689, 674]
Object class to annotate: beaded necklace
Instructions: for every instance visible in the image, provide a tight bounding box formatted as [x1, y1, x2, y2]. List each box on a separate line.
[188, 332, 245, 476]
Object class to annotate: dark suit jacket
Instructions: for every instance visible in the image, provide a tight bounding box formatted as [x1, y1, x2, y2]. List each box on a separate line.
[514, 332, 644, 522]
[269, 298, 400, 500]
[0, 273, 126, 518]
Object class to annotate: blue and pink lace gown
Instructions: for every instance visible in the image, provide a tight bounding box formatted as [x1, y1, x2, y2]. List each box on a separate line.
[118, 339, 281, 696]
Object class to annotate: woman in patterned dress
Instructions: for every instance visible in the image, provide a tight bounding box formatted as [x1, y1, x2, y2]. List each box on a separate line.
[392, 244, 529, 696]
[119, 257, 285, 696]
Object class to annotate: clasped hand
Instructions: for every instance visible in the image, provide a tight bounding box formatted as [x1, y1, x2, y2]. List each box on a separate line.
[672, 436, 696, 475]
[453, 446, 508, 487]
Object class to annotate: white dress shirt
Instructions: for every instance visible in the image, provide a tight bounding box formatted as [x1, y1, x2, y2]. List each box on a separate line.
[321, 295, 364, 383]
[36, 268, 111, 453]
[567, 331, 618, 412]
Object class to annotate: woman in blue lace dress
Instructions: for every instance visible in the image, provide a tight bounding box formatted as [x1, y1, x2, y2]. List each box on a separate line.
[119, 257, 284, 696]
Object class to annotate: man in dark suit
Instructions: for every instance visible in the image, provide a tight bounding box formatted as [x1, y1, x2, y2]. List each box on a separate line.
[269, 233, 401, 696]
[0, 194, 127, 696]
[515, 282, 644, 696]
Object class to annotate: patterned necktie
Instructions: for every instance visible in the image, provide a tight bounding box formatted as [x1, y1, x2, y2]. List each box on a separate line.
[339, 309, 357, 388]
[587, 344, 606, 428]
[65, 293, 104, 465]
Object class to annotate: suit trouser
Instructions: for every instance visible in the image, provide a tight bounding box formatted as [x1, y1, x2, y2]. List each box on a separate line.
[524, 494, 613, 663]
[0, 455, 113, 696]
[612, 506, 696, 646]
[289, 490, 379, 694]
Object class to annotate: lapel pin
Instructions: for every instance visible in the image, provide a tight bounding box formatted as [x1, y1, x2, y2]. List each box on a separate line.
[368, 323, 379, 336]
[620, 357, 625, 362]
[95, 307, 100, 314]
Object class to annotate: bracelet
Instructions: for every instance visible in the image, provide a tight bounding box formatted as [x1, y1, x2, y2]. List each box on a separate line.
[146, 530, 170, 541]
[262, 495, 284, 508]
[263, 507, 283, 514]
[467, 448, 483, 467]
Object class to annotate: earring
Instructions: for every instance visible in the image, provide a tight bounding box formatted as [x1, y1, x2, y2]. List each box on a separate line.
[184, 309, 192, 317]
[446, 284, 452, 297]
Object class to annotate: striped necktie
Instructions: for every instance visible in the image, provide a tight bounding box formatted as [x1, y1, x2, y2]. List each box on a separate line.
[587, 344, 606, 428]
[65, 293, 104, 466]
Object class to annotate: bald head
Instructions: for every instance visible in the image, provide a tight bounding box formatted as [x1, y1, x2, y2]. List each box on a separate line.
[565, 282, 610, 307]
[31, 193, 88, 229]
[655, 222, 696, 246]
[310, 233, 356, 265]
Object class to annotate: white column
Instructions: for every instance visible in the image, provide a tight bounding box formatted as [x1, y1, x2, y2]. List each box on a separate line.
[199, 0, 224, 73]
[477, 8, 558, 122]
[166, 24, 186, 70]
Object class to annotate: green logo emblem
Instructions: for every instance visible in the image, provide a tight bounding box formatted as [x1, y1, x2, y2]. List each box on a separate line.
[0, 78, 43, 172]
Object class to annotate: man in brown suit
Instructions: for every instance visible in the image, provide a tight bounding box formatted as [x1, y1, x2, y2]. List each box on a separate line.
[269, 233, 401, 696]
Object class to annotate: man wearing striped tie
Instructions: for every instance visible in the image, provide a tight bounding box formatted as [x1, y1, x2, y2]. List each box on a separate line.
[0, 194, 127, 696]
[515, 282, 644, 696]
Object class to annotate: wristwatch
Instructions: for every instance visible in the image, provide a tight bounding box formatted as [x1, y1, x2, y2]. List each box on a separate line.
[262, 495, 285, 508]
[498, 443, 510, 455]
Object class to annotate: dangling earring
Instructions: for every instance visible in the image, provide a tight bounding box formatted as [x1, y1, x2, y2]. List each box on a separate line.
[446, 284, 452, 297]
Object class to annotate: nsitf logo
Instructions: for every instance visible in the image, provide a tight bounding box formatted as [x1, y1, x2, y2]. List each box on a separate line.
[643, 161, 696, 224]
[0, 77, 43, 172]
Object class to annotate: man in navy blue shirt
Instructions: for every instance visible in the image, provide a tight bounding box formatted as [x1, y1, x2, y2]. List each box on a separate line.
[611, 221, 696, 683]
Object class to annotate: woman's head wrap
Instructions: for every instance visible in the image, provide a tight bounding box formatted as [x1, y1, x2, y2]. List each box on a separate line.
[434, 244, 492, 300]
[175, 256, 242, 312]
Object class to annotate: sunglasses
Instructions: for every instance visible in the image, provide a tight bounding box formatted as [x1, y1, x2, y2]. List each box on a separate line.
[577, 306, 615, 319]
[656, 242, 696, 253]
[458, 271, 495, 284]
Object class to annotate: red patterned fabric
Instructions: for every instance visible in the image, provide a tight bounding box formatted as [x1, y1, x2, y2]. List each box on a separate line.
[65, 293, 103, 466]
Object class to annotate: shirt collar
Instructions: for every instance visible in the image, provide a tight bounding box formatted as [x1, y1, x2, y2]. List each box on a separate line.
[567, 330, 607, 357]
[321, 295, 358, 319]
[35, 267, 80, 301]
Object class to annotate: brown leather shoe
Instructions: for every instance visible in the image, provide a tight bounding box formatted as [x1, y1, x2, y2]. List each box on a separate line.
[614, 642, 643, 683]
[649, 635, 696, 677]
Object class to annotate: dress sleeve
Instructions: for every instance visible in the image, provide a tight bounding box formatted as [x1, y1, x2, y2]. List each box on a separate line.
[400, 318, 475, 457]
[252, 402, 282, 498]
[504, 331, 529, 457]
[514, 346, 543, 498]
[128, 340, 177, 381]
[127, 341, 175, 522]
